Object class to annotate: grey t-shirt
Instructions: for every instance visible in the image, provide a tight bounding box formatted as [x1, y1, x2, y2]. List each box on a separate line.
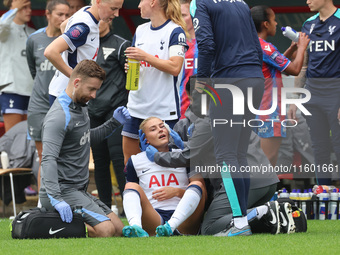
[26, 27, 57, 116]
[40, 91, 121, 204]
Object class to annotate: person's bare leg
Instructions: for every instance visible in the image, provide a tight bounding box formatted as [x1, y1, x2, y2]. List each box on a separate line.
[86, 220, 115, 237]
[106, 212, 124, 237]
[260, 137, 282, 167]
[3, 113, 26, 132]
[124, 182, 162, 236]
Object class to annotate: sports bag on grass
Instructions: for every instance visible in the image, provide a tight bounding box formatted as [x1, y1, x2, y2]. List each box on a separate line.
[11, 207, 86, 239]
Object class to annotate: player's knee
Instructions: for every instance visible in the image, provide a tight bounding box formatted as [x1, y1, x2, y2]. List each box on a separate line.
[187, 183, 203, 198]
[94, 221, 115, 237]
[189, 180, 204, 190]
[124, 182, 142, 192]
[113, 223, 122, 237]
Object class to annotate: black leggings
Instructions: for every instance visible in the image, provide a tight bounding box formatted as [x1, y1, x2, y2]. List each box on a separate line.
[90, 114, 125, 208]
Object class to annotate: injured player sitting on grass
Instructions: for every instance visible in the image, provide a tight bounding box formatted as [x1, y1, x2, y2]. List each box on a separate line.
[122, 117, 207, 237]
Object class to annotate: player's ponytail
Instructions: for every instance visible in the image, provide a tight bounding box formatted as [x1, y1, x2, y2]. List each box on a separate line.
[159, 0, 188, 38]
[250, 5, 271, 33]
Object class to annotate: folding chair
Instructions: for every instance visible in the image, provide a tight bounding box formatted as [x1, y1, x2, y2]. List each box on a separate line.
[0, 168, 32, 218]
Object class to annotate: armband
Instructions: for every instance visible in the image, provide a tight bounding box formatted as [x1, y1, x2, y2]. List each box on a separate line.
[169, 45, 185, 58]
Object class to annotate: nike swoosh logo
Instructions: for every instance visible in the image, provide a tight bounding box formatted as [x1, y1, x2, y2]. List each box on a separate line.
[227, 229, 251, 237]
[280, 212, 288, 227]
[91, 37, 96, 41]
[137, 43, 144, 46]
[269, 209, 277, 224]
[142, 168, 150, 173]
[49, 227, 66, 235]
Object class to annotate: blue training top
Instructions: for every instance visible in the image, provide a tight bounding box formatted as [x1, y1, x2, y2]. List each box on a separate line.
[191, 0, 263, 79]
[302, 9, 340, 90]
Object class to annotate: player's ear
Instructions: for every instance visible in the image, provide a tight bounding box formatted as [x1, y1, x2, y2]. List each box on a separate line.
[74, 78, 81, 88]
[263, 20, 269, 30]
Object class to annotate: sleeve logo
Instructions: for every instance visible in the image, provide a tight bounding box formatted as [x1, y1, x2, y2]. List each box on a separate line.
[193, 18, 199, 30]
[270, 51, 284, 64]
[178, 33, 186, 44]
[70, 26, 84, 38]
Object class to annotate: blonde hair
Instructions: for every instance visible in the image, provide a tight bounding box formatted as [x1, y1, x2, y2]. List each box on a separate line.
[3, 0, 13, 8]
[159, 0, 188, 37]
[139, 117, 161, 134]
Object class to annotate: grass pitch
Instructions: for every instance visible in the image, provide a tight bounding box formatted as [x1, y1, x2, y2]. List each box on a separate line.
[1, 219, 339, 255]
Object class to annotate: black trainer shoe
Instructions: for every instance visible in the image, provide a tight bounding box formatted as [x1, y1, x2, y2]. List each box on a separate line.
[262, 201, 280, 235]
[292, 208, 307, 233]
[279, 202, 296, 234]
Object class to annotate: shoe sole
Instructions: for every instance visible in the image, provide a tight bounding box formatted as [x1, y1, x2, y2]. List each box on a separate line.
[227, 229, 252, 237]
[271, 201, 281, 235]
[282, 203, 296, 234]
[24, 188, 37, 196]
[214, 226, 252, 237]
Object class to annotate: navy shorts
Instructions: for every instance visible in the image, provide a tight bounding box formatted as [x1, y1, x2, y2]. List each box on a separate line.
[155, 208, 175, 224]
[122, 116, 178, 139]
[0, 93, 29, 114]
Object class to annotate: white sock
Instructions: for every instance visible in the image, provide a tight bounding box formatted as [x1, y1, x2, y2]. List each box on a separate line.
[168, 186, 202, 232]
[123, 190, 142, 227]
[256, 205, 268, 219]
[234, 216, 248, 229]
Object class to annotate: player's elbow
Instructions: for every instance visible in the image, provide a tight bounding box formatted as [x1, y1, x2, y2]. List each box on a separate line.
[284, 64, 301, 76]
[170, 65, 182, 77]
[44, 46, 54, 61]
[287, 69, 300, 76]
[170, 69, 181, 77]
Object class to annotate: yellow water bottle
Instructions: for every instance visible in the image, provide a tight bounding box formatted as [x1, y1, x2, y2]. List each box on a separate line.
[126, 58, 140, 90]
